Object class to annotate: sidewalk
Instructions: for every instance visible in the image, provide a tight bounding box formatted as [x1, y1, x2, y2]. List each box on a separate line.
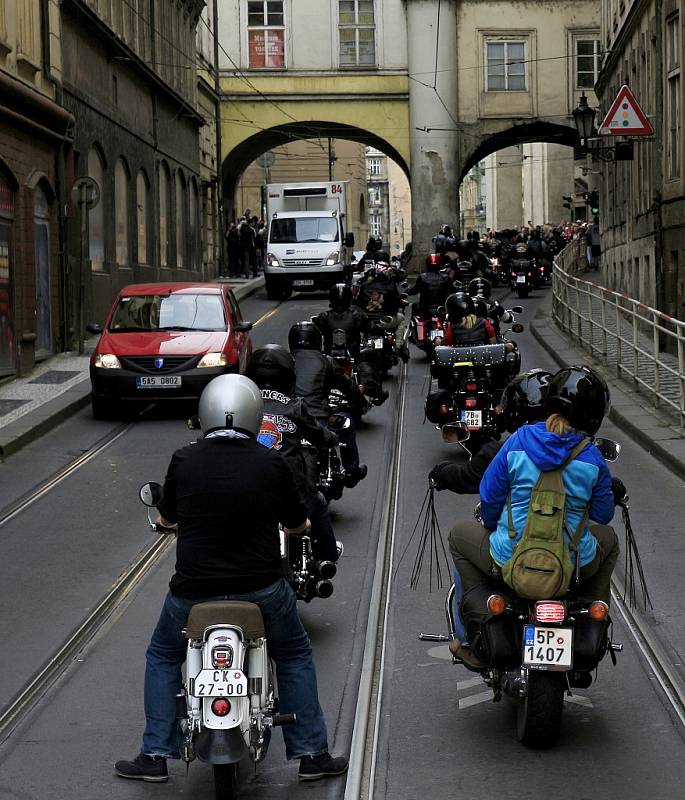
[530, 294, 685, 482]
[0, 276, 264, 461]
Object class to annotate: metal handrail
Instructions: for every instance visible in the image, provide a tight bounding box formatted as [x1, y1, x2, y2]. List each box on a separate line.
[552, 258, 685, 429]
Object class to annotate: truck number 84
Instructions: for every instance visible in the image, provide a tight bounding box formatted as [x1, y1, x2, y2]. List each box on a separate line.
[331, 184, 343, 193]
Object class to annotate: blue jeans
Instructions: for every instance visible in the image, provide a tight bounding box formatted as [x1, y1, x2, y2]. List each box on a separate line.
[142, 580, 329, 760]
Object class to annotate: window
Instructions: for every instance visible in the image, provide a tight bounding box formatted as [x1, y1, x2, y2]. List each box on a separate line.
[159, 162, 169, 267]
[486, 41, 526, 91]
[189, 179, 198, 269]
[667, 16, 681, 179]
[368, 158, 381, 176]
[175, 171, 186, 267]
[339, 0, 375, 67]
[247, 1, 285, 68]
[87, 148, 105, 270]
[34, 184, 52, 355]
[115, 159, 129, 265]
[576, 39, 601, 89]
[368, 187, 381, 205]
[369, 215, 382, 237]
[136, 171, 149, 265]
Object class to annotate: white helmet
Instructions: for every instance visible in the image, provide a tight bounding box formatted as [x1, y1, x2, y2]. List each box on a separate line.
[198, 374, 263, 435]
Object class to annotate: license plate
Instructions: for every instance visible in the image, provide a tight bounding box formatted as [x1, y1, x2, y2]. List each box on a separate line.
[460, 410, 482, 429]
[523, 626, 573, 670]
[429, 329, 443, 340]
[370, 337, 384, 349]
[516, 275, 527, 283]
[191, 668, 248, 697]
[136, 376, 181, 388]
[293, 279, 314, 287]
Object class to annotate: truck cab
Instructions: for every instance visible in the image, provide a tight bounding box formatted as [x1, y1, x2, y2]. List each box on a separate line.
[264, 182, 354, 300]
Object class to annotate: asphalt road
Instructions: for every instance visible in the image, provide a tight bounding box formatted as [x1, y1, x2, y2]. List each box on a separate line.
[0, 284, 683, 799]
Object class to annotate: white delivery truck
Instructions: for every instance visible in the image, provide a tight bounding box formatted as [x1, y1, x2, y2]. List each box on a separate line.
[263, 181, 355, 300]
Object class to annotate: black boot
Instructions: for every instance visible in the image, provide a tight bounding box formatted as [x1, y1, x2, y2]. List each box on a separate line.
[114, 753, 168, 782]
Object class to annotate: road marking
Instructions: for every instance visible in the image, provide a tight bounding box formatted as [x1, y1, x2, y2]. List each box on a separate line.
[457, 677, 484, 691]
[565, 694, 594, 708]
[458, 691, 493, 709]
[253, 306, 280, 328]
[427, 644, 452, 661]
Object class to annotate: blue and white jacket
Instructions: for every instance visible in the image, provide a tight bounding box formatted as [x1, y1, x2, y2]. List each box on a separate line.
[479, 422, 614, 568]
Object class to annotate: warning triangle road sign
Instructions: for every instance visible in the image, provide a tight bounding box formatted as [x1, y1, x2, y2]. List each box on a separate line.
[599, 85, 654, 136]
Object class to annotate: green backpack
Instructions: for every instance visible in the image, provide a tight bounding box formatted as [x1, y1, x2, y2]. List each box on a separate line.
[501, 438, 591, 600]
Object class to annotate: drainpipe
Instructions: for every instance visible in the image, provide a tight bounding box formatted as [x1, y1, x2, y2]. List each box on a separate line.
[213, 0, 225, 277]
[653, 0, 664, 315]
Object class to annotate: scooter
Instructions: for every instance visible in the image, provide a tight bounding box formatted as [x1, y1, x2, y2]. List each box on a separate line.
[139, 482, 295, 800]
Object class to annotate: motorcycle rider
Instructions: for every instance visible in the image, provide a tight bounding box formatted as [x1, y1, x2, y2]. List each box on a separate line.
[246, 345, 341, 563]
[406, 252, 453, 319]
[446, 366, 620, 668]
[467, 277, 505, 335]
[442, 292, 497, 346]
[114, 375, 348, 783]
[288, 321, 368, 488]
[314, 284, 388, 405]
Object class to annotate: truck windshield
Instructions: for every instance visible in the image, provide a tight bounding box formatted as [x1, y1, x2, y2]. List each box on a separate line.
[270, 217, 339, 244]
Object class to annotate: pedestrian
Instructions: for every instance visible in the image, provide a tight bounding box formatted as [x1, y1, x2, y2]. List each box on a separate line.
[252, 216, 264, 276]
[587, 215, 601, 270]
[225, 222, 240, 278]
[238, 216, 256, 278]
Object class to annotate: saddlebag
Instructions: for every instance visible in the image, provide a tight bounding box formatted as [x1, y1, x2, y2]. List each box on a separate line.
[462, 584, 519, 668]
[572, 615, 610, 671]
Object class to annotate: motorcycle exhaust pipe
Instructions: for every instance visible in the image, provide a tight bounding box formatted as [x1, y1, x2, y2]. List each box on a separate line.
[317, 560, 337, 580]
[316, 579, 334, 598]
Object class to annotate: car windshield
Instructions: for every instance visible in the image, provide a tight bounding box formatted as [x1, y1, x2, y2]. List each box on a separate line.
[108, 294, 227, 332]
[269, 217, 339, 244]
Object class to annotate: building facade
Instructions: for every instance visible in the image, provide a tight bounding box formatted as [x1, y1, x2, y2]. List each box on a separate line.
[60, 0, 206, 332]
[597, 0, 684, 318]
[0, 0, 72, 377]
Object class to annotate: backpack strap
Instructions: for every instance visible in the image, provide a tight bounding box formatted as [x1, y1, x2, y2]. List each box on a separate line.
[507, 493, 516, 538]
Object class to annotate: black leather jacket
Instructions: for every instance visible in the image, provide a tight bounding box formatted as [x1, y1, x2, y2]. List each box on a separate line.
[407, 272, 452, 315]
[314, 307, 369, 356]
[259, 389, 337, 498]
[293, 349, 353, 419]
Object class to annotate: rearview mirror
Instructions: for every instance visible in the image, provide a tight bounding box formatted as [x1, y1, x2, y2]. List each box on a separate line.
[595, 437, 621, 462]
[187, 415, 201, 430]
[139, 482, 163, 507]
[511, 306, 524, 314]
[234, 321, 253, 332]
[345, 232, 355, 248]
[442, 422, 470, 444]
[328, 413, 351, 430]
[512, 323, 525, 333]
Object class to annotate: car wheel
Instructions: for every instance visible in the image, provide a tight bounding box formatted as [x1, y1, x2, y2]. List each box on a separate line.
[91, 393, 117, 420]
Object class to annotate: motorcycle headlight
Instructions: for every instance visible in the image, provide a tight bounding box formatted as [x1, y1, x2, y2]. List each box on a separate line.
[197, 352, 229, 368]
[325, 251, 340, 266]
[94, 354, 122, 369]
[267, 252, 280, 267]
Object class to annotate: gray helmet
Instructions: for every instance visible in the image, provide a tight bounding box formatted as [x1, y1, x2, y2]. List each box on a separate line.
[197, 374, 264, 436]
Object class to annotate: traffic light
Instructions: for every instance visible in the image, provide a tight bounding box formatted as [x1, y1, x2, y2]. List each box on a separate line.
[562, 195, 573, 211]
[588, 190, 599, 215]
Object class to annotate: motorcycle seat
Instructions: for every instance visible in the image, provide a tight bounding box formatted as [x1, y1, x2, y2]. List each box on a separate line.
[184, 600, 266, 640]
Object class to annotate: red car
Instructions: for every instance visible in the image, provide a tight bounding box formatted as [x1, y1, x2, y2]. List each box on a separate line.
[86, 282, 253, 418]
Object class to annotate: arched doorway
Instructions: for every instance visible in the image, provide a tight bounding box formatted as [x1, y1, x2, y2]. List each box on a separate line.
[33, 183, 53, 356]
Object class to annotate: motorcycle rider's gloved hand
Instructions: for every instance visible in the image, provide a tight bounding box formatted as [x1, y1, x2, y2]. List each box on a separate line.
[611, 476, 627, 505]
[428, 462, 451, 490]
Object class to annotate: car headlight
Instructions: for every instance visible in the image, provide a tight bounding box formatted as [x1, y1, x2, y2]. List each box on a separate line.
[326, 251, 340, 266]
[267, 252, 280, 267]
[197, 352, 229, 368]
[94, 354, 122, 368]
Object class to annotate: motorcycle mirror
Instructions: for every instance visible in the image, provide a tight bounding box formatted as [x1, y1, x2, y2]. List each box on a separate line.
[501, 312, 514, 324]
[595, 437, 621, 462]
[511, 305, 524, 314]
[187, 414, 201, 430]
[139, 481, 163, 507]
[437, 305, 446, 314]
[328, 413, 351, 430]
[441, 422, 470, 444]
[512, 323, 525, 333]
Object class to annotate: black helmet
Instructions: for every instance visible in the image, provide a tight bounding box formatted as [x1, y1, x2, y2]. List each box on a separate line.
[544, 365, 610, 435]
[329, 283, 352, 311]
[246, 344, 295, 393]
[472, 296, 488, 319]
[288, 321, 323, 352]
[445, 292, 475, 323]
[439, 224, 452, 236]
[499, 370, 552, 433]
[467, 277, 491, 300]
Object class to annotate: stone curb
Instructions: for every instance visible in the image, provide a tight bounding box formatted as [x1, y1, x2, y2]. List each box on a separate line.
[0, 277, 265, 462]
[530, 307, 685, 483]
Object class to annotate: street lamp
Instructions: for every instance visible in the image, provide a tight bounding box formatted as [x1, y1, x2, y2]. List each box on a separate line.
[572, 93, 596, 143]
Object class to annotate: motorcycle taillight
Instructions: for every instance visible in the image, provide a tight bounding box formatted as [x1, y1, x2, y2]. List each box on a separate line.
[465, 382, 477, 391]
[344, 365, 353, 377]
[465, 397, 477, 409]
[212, 646, 233, 668]
[533, 601, 566, 624]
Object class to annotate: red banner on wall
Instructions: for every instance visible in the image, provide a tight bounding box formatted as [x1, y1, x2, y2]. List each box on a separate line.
[249, 29, 284, 68]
